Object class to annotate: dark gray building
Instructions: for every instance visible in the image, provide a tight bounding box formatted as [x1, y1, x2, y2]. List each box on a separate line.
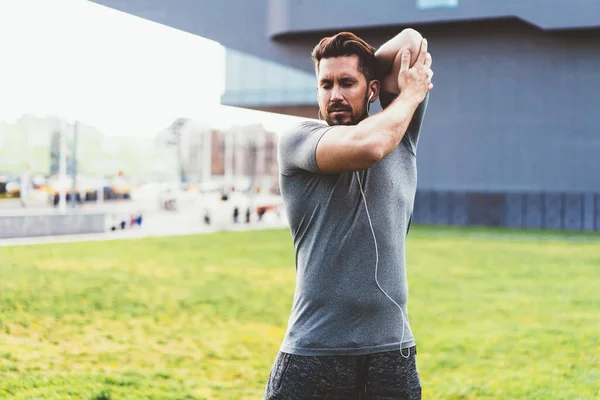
[91, 0, 600, 231]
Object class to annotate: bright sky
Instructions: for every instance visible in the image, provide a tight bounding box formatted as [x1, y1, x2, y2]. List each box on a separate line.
[0, 0, 307, 137]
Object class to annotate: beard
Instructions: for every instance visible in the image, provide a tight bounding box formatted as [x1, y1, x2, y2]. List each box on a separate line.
[324, 92, 369, 126]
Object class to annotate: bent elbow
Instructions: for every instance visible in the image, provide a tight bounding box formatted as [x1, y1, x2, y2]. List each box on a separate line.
[401, 28, 422, 40]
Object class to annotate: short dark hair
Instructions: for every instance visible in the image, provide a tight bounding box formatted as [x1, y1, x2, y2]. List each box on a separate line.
[311, 32, 376, 82]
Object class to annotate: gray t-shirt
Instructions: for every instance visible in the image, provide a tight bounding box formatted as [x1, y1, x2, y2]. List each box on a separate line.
[278, 94, 428, 356]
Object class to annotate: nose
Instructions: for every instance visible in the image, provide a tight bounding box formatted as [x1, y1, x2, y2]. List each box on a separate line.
[330, 85, 344, 103]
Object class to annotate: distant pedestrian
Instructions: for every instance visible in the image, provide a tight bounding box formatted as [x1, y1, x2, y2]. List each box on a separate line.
[257, 207, 266, 221]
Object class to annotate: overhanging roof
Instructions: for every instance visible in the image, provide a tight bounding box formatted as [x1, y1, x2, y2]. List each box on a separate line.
[88, 0, 600, 72]
[267, 0, 600, 38]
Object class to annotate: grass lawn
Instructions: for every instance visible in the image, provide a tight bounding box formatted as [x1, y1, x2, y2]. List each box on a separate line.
[0, 227, 599, 399]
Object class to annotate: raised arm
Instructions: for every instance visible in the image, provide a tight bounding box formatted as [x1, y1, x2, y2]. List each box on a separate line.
[316, 39, 433, 173]
[375, 28, 424, 95]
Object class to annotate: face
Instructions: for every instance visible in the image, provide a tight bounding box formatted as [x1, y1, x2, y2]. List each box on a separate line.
[317, 55, 377, 126]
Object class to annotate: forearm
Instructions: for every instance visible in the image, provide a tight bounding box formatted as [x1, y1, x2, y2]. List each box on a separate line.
[355, 92, 421, 160]
[375, 29, 422, 76]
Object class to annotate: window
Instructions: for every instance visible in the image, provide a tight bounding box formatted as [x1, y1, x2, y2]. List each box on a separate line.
[417, 0, 458, 10]
[223, 48, 316, 107]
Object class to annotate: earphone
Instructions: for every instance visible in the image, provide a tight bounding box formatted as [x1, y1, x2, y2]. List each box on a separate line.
[366, 91, 373, 116]
[355, 171, 411, 359]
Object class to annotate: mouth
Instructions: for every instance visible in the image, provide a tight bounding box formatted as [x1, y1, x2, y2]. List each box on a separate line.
[329, 109, 350, 117]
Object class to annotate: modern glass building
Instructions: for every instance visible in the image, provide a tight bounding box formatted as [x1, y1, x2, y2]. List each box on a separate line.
[220, 48, 318, 118]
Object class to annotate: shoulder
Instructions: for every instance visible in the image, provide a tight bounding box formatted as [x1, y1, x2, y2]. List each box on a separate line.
[278, 120, 332, 175]
[282, 120, 329, 137]
[279, 120, 329, 147]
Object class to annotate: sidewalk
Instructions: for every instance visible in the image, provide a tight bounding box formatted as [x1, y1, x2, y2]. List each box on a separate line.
[0, 220, 288, 247]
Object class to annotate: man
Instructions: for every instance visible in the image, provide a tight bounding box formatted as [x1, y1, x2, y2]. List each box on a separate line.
[265, 29, 433, 399]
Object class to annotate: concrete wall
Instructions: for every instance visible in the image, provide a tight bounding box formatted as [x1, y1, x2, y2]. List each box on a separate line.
[0, 213, 106, 239]
[409, 20, 600, 231]
[415, 20, 600, 193]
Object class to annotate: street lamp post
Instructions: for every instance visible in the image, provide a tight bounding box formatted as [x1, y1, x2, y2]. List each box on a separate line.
[58, 122, 67, 214]
[70, 121, 79, 208]
[246, 141, 258, 222]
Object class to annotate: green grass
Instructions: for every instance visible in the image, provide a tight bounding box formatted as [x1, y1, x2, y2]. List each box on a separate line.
[0, 227, 599, 399]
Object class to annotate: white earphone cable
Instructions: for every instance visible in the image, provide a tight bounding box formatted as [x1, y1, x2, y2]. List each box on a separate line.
[355, 171, 410, 359]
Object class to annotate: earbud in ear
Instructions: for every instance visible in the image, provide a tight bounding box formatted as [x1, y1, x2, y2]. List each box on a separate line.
[368, 92, 374, 102]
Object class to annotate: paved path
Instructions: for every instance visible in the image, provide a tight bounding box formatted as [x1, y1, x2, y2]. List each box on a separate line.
[0, 212, 287, 247]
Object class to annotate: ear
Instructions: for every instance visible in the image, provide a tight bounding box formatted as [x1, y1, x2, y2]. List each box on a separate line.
[368, 80, 380, 103]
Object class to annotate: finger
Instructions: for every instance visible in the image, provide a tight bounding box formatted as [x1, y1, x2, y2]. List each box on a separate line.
[400, 49, 411, 73]
[424, 52, 432, 68]
[416, 38, 428, 65]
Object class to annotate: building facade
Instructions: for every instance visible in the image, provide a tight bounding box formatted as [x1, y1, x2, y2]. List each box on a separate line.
[92, 0, 600, 231]
[154, 118, 280, 192]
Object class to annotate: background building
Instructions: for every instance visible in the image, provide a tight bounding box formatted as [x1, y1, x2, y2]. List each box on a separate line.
[90, 0, 600, 231]
[0, 115, 154, 178]
[154, 118, 280, 192]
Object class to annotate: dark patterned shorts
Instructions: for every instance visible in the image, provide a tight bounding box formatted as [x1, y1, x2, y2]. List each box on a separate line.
[264, 346, 421, 400]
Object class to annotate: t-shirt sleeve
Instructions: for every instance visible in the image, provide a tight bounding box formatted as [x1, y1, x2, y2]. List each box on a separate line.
[278, 121, 332, 175]
[380, 91, 429, 156]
